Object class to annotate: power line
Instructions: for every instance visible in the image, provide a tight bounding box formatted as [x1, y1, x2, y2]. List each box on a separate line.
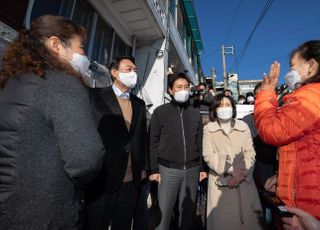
[225, 0, 243, 44]
[202, 47, 219, 60]
[254, 20, 320, 46]
[230, 0, 274, 72]
[231, 0, 274, 71]
[237, 54, 287, 70]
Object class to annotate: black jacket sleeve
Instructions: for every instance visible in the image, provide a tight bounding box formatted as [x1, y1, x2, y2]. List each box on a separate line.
[149, 110, 161, 174]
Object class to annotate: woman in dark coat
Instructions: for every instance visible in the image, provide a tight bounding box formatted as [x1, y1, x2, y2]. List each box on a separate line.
[0, 15, 105, 229]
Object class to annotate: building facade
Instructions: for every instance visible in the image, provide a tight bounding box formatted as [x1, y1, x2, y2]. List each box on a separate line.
[238, 79, 262, 97]
[0, 0, 204, 114]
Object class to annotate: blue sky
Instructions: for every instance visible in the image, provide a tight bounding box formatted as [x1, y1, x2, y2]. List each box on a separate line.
[194, 0, 320, 83]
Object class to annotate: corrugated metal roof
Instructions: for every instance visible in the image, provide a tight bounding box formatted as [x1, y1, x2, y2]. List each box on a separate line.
[182, 0, 204, 54]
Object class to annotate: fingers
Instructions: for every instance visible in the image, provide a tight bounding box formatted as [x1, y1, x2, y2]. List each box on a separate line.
[232, 167, 246, 180]
[282, 215, 301, 230]
[282, 217, 294, 226]
[262, 73, 267, 84]
[261, 62, 280, 92]
[264, 182, 273, 191]
[269, 61, 280, 84]
[227, 177, 240, 188]
[233, 171, 245, 181]
[285, 207, 307, 218]
[264, 179, 272, 189]
[149, 174, 161, 183]
[264, 183, 273, 192]
[275, 62, 281, 80]
[264, 175, 277, 190]
[227, 178, 235, 188]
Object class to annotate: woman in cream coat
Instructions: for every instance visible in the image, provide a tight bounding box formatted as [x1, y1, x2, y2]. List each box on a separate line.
[203, 94, 264, 230]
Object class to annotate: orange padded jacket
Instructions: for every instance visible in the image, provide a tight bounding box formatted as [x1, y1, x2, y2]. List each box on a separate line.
[254, 83, 320, 220]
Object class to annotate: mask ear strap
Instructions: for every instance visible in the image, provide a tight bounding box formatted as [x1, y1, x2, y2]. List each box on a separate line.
[60, 40, 68, 48]
[60, 40, 74, 54]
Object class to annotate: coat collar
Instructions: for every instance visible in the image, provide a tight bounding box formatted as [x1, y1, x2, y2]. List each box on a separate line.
[95, 87, 140, 134]
[206, 119, 247, 132]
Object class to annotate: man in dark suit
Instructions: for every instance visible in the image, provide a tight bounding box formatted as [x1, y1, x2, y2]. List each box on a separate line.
[84, 56, 147, 230]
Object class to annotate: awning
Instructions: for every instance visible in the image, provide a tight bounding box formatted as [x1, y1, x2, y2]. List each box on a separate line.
[182, 0, 204, 55]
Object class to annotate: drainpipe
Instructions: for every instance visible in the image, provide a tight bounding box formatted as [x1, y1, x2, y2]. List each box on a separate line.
[24, 0, 35, 29]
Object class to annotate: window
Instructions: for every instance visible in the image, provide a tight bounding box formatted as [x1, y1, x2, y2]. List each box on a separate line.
[91, 18, 113, 65]
[31, 0, 63, 22]
[112, 34, 132, 60]
[126, 46, 132, 57]
[186, 33, 192, 58]
[72, 0, 95, 52]
[59, 0, 75, 18]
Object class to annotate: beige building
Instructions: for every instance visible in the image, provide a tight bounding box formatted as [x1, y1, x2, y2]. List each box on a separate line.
[238, 79, 262, 96]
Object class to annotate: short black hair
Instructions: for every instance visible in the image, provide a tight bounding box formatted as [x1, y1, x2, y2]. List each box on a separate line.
[168, 72, 191, 88]
[246, 92, 254, 98]
[209, 94, 237, 122]
[198, 82, 207, 88]
[109, 56, 135, 71]
[224, 89, 233, 95]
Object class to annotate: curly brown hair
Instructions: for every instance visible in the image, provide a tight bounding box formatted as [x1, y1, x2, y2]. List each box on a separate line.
[0, 15, 86, 89]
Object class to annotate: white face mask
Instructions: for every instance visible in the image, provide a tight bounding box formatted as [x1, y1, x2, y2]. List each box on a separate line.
[174, 90, 189, 103]
[70, 53, 91, 76]
[60, 41, 91, 76]
[247, 96, 255, 103]
[284, 70, 302, 90]
[238, 100, 245, 105]
[119, 71, 137, 88]
[217, 107, 233, 121]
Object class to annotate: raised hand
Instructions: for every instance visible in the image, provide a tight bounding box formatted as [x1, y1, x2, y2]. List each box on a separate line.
[261, 61, 281, 92]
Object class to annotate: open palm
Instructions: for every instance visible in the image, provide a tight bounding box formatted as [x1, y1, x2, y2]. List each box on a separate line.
[261, 61, 281, 92]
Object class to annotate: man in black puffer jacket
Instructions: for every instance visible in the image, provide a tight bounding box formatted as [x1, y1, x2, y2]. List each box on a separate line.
[149, 72, 207, 230]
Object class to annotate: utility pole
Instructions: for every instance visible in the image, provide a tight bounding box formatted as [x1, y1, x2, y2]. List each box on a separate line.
[221, 45, 234, 90]
[211, 67, 216, 87]
[222, 45, 227, 90]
